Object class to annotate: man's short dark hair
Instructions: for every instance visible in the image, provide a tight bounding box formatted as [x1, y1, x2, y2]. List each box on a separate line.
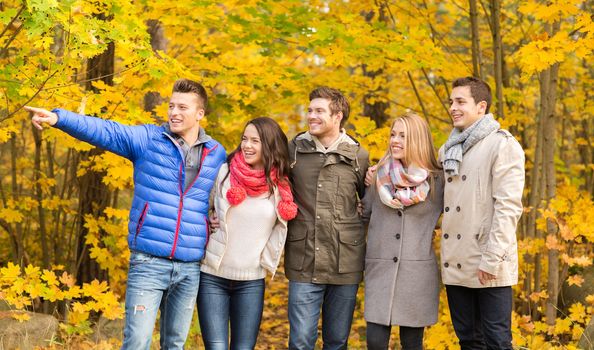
[173, 79, 208, 110]
[452, 77, 492, 113]
[309, 87, 350, 127]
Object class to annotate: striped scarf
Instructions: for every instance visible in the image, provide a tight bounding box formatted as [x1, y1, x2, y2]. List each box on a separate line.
[376, 158, 430, 209]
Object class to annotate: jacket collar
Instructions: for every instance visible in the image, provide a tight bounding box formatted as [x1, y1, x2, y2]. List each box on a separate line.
[294, 131, 360, 160]
[162, 123, 212, 146]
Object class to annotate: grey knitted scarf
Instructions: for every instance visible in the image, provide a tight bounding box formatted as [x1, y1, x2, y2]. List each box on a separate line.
[443, 113, 500, 176]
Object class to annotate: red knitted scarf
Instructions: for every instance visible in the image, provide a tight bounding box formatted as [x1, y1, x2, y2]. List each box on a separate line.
[226, 152, 298, 221]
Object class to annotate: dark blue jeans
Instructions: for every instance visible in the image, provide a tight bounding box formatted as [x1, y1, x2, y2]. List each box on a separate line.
[197, 272, 265, 350]
[366, 322, 425, 350]
[288, 281, 359, 350]
[445, 285, 513, 350]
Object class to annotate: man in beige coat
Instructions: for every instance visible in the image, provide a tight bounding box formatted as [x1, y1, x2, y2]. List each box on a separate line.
[439, 77, 525, 350]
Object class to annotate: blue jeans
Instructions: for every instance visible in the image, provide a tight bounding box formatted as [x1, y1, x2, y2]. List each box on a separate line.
[197, 272, 265, 350]
[446, 285, 513, 350]
[288, 281, 358, 350]
[121, 252, 200, 350]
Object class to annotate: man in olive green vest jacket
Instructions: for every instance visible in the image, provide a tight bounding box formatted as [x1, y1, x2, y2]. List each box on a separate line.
[285, 87, 369, 350]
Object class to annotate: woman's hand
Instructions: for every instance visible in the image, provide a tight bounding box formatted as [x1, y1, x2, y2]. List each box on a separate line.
[208, 211, 220, 231]
[364, 164, 377, 187]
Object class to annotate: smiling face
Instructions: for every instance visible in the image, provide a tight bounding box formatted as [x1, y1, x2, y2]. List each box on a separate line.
[241, 124, 264, 170]
[448, 86, 487, 130]
[390, 120, 406, 164]
[307, 98, 342, 144]
[168, 92, 205, 142]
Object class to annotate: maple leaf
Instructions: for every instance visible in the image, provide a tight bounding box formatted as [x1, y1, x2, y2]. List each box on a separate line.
[566, 274, 584, 287]
[59, 272, 76, 288]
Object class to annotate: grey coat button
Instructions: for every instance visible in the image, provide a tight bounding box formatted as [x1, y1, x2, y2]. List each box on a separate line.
[393, 257, 399, 263]
[397, 211, 402, 216]
[395, 233, 401, 239]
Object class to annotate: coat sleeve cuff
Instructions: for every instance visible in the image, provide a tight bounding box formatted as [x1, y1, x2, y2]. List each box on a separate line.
[479, 246, 507, 275]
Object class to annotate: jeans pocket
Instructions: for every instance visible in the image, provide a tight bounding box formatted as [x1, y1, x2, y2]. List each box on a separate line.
[129, 251, 157, 266]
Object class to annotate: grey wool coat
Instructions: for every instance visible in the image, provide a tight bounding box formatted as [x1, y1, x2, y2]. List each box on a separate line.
[362, 174, 444, 327]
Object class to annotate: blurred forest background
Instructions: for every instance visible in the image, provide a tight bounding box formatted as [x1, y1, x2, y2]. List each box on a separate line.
[0, 0, 593, 348]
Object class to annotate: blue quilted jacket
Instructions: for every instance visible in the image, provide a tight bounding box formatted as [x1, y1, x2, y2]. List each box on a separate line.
[53, 109, 226, 262]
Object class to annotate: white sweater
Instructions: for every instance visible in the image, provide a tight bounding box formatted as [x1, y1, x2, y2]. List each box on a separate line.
[201, 193, 276, 280]
[201, 164, 289, 281]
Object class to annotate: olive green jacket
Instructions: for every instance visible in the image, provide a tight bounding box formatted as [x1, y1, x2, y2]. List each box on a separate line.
[284, 132, 369, 284]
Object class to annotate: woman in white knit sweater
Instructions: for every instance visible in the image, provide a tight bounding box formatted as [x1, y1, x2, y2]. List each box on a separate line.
[198, 117, 297, 350]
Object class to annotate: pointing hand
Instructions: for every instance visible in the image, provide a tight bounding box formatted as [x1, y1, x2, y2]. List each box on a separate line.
[25, 106, 58, 130]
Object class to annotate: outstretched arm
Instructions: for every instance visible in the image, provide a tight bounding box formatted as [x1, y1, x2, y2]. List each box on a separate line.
[26, 106, 150, 161]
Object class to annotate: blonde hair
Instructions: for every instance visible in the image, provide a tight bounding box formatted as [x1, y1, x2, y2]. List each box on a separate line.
[377, 112, 442, 189]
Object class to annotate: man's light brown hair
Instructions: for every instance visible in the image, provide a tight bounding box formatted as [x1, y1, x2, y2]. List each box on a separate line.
[173, 79, 208, 110]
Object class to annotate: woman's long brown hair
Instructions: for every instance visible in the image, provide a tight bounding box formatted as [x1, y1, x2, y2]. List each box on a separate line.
[225, 117, 291, 194]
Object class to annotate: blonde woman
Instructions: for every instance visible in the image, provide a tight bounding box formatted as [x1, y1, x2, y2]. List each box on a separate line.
[362, 113, 444, 350]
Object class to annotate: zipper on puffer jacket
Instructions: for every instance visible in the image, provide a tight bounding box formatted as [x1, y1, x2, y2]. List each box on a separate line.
[134, 202, 149, 247]
[170, 145, 217, 259]
[204, 216, 210, 248]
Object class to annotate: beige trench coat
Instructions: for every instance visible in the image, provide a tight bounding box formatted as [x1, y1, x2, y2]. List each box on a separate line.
[438, 129, 525, 288]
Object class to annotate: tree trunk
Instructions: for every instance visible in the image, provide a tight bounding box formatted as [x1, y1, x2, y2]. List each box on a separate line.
[490, 0, 504, 118]
[32, 127, 50, 269]
[469, 0, 483, 78]
[542, 21, 561, 325]
[525, 107, 544, 317]
[143, 19, 168, 114]
[9, 134, 26, 264]
[74, 15, 115, 284]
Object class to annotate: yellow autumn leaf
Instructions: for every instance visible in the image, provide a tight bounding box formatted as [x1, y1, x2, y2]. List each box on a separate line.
[567, 274, 584, 287]
[568, 302, 587, 323]
[59, 272, 76, 288]
[553, 317, 572, 335]
[545, 234, 562, 250]
[0, 207, 24, 224]
[41, 270, 59, 287]
[1, 262, 21, 282]
[530, 290, 548, 302]
[24, 265, 40, 279]
[11, 311, 31, 322]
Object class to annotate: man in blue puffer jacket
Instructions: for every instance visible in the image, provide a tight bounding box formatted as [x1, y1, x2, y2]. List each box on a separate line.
[26, 78, 226, 350]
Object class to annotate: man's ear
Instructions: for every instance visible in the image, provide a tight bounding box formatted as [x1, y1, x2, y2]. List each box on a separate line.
[196, 108, 205, 121]
[335, 111, 343, 124]
[478, 101, 488, 115]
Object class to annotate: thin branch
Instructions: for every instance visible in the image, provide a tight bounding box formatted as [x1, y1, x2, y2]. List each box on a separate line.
[407, 71, 430, 125]
[0, 70, 59, 122]
[421, 68, 451, 116]
[0, 4, 25, 40]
